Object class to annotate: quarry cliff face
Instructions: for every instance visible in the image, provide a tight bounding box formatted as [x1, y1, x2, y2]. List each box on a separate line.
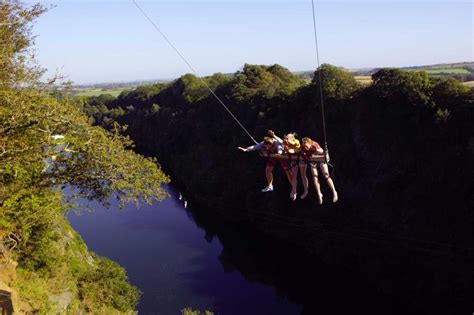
[0, 219, 136, 314]
[81, 67, 472, 257]
[81, 65, 474, 313]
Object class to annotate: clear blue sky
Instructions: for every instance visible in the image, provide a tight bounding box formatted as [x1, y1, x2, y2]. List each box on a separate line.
[28, 0, 472, 84]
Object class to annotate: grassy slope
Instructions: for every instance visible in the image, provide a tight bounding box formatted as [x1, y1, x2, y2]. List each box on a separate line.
[74, 88, 131, 97]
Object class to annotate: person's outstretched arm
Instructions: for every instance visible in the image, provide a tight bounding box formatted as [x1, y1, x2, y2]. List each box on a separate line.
[238, 142, 263, 152]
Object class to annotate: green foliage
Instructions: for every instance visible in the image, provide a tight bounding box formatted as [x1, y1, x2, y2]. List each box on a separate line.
[2, 190, 63, 274]
[168, 72, 230, 104]
[425, 68, 470, 75]
[93, 58, 474, 254]
[230, 64, 304, 101]
[177, 73, 209, 103]
[371, 68, 433, 107]
[431, 77, 470, 109]
[12, 216, 139, 313]
[206, 72, 231, 90]
[14, 271, 58, 314]
[151, 103, 161, 114]
[1, 1, 170, 312]
[75, 88, 130, 98]
[78, 255, 141, 312]
[118, 83, 165, 107]
[1, 88, 169, 207]
[435, 108, 450, 123]
[0, 0, 47, 89]
[181, 307, 214, 315]
[312, 64, 360, 100]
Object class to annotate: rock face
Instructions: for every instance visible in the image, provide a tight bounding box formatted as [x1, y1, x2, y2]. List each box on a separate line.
[50, 291, 74, 312]
[0, 287, 14, 315]
[1, 218, 139, 313]
[0, 260, 23, 315]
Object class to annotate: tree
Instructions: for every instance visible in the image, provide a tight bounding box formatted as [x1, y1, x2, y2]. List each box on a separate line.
[311, 64, 360, 100]
[431, 77, 470, 110]
[0, 1, 169, 311]
[230, 64, 304, 101]
[0, 0, 46, 89]
[371, 68, 433, 107]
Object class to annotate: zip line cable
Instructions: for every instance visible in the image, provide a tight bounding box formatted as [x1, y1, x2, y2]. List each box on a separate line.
[311, 0, 328, 155]
[132, 0, 258, 145]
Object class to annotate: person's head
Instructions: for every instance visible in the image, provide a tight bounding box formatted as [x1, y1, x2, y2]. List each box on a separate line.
[263, 136, 274, 149]
[302, 137, 312, 150]
[284, 132, 297, 143]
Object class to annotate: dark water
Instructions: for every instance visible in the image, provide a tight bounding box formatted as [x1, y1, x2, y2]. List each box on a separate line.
[68, 185, 420, 315]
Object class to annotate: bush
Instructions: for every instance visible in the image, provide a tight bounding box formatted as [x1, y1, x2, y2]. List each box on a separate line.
[181, 307, 214, 315]
[78, 255, 141, 312]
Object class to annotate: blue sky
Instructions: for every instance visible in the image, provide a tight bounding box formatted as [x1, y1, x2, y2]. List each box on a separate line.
[28, 0, 472, 84]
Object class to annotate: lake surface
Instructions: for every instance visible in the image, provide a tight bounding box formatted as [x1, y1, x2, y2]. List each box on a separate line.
[68, 185, 415, 315]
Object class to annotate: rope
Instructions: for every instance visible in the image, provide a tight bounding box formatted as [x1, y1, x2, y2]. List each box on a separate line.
[310, 0, 328, 157]
[132, 0, 258, 145]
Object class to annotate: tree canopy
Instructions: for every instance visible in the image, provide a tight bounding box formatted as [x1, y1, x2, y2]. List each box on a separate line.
[311, 63, 360, 100]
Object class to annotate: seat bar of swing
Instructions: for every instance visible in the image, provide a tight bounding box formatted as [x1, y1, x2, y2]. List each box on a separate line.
[261, 152, 327, 163]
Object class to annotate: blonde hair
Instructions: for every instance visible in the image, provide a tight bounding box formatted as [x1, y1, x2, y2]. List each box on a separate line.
[285, 132, 297, 141]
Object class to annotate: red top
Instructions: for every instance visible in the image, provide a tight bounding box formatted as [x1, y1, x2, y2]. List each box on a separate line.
[301, 140, 322, 161]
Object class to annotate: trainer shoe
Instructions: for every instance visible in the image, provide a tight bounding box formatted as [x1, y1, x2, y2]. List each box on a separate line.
[290, 192, 297, 201]
[261, 185, 274, 192]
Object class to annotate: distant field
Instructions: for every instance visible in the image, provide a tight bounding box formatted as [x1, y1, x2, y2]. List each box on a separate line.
[354, 75, 372, 85]
[463, 81, 474, 88]
[424, 68, 471, 75]
[74, 87, 130, 97]
[403, 62, 474, 72]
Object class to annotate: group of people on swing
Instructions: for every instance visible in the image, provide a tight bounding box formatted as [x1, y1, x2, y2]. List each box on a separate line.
[238, 130, 338, 204]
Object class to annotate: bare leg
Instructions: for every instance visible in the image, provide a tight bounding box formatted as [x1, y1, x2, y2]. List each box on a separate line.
[299, 163, 309, 199]
[310, 165, 323, 204]
[320, 163, 338, 203]
[284, 169, 292, 184]
[265, 165, 274, 187]
[289, 164, 298, 200]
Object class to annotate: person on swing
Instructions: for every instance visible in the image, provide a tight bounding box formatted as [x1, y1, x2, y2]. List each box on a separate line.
[283, 132, 300, 200]
[299, 136, 338, 204]
[238, 130, 294, 195]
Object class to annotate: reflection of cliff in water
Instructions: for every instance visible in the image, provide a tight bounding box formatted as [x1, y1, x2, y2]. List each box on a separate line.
[182, 202, 474, 315]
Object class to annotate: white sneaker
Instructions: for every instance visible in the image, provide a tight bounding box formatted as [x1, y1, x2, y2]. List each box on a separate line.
[261, 186, 274, 192]
[290, 192, 297, 201]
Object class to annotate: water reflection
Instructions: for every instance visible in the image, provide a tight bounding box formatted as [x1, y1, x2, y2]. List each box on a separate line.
[68, 186, 301, 314]
[180, 199, 416, 315]
[68, 186, 469, 314]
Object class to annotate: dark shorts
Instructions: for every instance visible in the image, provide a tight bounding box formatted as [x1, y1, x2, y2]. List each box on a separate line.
[266, 157, 289, 170]
[302, 160, 318, 168]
